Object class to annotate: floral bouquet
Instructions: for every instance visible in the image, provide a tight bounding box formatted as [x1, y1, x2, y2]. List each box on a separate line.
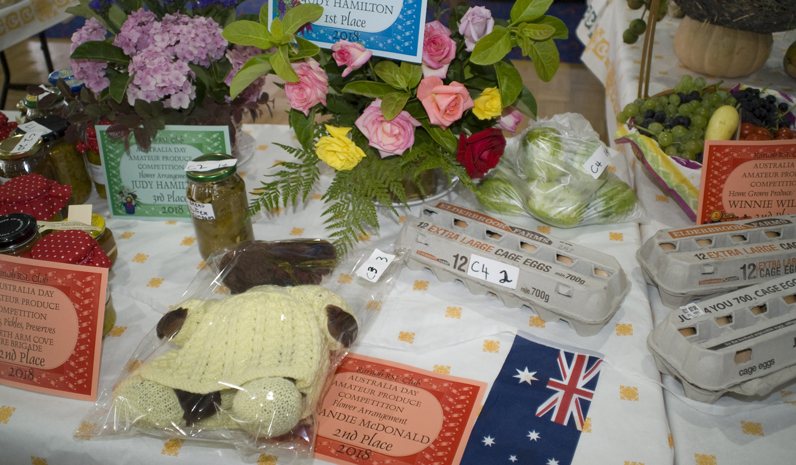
[224, 0, 567, 253]
[62, 0, 271, 150]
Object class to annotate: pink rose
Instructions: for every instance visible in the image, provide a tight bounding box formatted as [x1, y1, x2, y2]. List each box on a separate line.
[417, 76, 475, 130]
[458, 6, 495, 52]
[422, 21, 456, 79]
[355, 99, 422, 158]
[497, 106, 523, 134]
[284, 58, 329, 116]
[332, 40, 372, 78]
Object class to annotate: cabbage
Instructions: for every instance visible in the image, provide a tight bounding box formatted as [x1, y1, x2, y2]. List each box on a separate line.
[475, 173, 526, 215]
[521, 127, 566, 180]
[526, 181, 589, 227]
[587, 176, 638, 220]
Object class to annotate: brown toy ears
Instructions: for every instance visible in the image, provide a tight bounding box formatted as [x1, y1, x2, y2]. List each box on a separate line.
[326, 305, 358, 347]
[156, 307, 187, 340]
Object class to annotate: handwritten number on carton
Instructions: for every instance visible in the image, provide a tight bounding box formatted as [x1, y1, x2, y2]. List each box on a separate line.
[467, 253, 520, 290]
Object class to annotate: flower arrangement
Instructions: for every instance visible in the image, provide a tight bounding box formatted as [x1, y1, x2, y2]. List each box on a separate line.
[225, 0, 567, 253]
[62, 0, 271, 150]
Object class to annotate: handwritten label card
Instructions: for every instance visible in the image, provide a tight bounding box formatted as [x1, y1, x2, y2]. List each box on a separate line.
[270, 0, 428, 63]
[97, 125, 231, 221]
[697, 140, 796, 224]
[314, 354, 486, 465]
[0, 255, 108, 401]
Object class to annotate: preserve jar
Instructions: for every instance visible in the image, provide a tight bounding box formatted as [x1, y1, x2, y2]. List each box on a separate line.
[18, 90, 66, 122]
[0, 213, 41, 256]
[0, 134, 57, 182]
[0, 174, 70, 221]
[64, 213, 117, 265]
[24, 116, 92, 205]
[186, 153, 254, 260]
[27, 229, 115, 336]
[84, 148, 107, 199]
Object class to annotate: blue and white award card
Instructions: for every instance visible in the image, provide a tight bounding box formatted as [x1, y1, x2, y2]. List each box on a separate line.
[269, 0, 428, 63]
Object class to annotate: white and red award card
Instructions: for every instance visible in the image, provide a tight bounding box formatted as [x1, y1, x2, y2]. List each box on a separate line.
[698, 140, 796, 225]
[0, 255, 107, 401]
[314, 354, 487, 465]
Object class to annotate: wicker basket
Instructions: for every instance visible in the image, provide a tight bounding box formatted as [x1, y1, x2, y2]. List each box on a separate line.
[676, 0, 796, 33]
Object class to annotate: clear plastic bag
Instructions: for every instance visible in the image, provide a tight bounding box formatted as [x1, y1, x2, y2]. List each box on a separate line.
[78, 239, 405, 463]
[476, 113, 645, 228]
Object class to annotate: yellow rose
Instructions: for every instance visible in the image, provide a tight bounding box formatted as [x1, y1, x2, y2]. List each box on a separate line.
[315, 125, 367, 171]
[472, 87, 503, 120]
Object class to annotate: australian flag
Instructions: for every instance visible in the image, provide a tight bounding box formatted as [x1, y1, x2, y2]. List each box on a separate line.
[460, 333, 604, 465]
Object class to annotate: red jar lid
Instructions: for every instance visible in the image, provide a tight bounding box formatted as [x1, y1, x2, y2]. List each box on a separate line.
[0, 174, 70, 221]
[27, 229, 111, 268]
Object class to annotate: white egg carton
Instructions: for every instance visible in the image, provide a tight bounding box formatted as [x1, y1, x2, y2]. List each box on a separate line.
[647, 275, 796, 403]
[637, 215, 796, 308]
[395, 202, 630, 336]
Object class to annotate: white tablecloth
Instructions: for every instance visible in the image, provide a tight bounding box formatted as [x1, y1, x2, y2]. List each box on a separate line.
[579, 2, 796, 464]
[0, 123, 675, 464]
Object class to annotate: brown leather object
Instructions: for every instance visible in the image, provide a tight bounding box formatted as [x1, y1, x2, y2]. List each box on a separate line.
[218, 240, 337, 294]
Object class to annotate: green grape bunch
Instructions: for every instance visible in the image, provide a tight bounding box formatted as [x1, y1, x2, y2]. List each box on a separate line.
[623, 0, 669, 44]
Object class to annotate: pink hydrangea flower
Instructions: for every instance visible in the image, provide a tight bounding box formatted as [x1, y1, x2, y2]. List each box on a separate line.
[113, 8, 156, 55]
[331, 40, 372, 77]
[417, 76, 474, 130]
[284, 58, 329, 116]
[497, 106, 523, 134]
[422, 21, 456, 79]
[170, 15, 228, 67]
[127, 46, 195, 109]
[70, 18, 110, 93]
[355, 99, 422, 158]
[458, 6, 495, 52]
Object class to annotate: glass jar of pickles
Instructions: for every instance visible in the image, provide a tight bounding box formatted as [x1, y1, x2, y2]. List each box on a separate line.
[85, 148, 107, 199]
[186, 153, 254, 260]
[31, 116, 92, 205]
[17, 89, 66, 123]
[0, 213, 41, 256]
[0, 135, 57, 182]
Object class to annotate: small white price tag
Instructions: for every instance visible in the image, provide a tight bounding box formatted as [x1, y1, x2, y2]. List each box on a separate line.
[188, 200, 215, 220]
[185, 159, 237, 172]
[12, 131, 45, 153]
[680, 303, 703, 321]
[467, 253, 519, 290]
[17, 120, 51, 134]
[355, 249, 396, 283]
[583, 144, 612, 179]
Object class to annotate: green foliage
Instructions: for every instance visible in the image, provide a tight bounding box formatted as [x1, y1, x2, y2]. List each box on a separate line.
[511, 0, 555, 24]
[71, 41, 130, 64]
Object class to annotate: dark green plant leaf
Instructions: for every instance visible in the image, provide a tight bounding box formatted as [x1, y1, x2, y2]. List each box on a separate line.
[403, 100, 426, 120]
[422, 121, 457, 155]
[519, 23, 555, 41]
[510, 0, 554, 24]
[494, 61, 522, 109]
[292, 36, 320, 60]
[516, 85, 538, 119]
[222, 20, 272, 49]
[71, 41, 130, 64]
[210, 59, 233, 84]
[342, 81, 396, 99]
[271, 17, 284, 42]
[375, 61, 406, 90]
[109, 72, 132, 104]
[134, 100, 154, 119]
[381, 92, 410, 120]
[259, 3, 270, 25]
[282, 4, 323, 35]
[537, 15, 569, 39]
[230, 61, 272, 98]
[108, 5, 127, 30]
[470, 26, 512, 66]
[290, 108, 315, 151]
[272, 45, 299, 82]
[401, 62, 423, 89]
[529, 39, 559, 82]
[189, 64, 214, 89]
[464, 76, 498, 90]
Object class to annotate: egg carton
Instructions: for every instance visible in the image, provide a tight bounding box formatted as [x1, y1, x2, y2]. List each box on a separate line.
[394, 202, 630, 336]
[637, 215, 796, 308]
[647, 275, 796, 403]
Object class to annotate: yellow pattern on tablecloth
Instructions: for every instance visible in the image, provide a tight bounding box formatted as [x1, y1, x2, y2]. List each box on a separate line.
[147, 278, 164, 288]
[338, 273, 353, 284]
[583, 417, 592, 433]
[132, 253, 149, 263]
[108, 326, 127, 337]
[162, 438, 184, 456]
[529, 315, 545, 328]
[445, 307, 462, 319]
[483, 340, 500, 353]
[180, 237, 195, 246]
[30, 458, 47, 465]
[620, 386, 639, 401]
[537, 226, 551, 234]
[433, 365, 450, 374]
[366, 300, 382, 311]
[290, 227, 304, 236]
[0, 405, 15, 424]
[398, 332, 415, 343]
[120, 231, 135, 239]
[413, 280, 428, 291]
[609, 232, 624, 241]
[258, 454, 278, 465]
[74, 421, 98, 440]
[741, 421, 764, 436]
[616, 323, 633, 336]
[695, 454, 717, 465]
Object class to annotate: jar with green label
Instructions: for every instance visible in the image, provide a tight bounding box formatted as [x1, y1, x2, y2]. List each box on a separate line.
[17, 89, 66, 123]
[186, 153, 254, 260]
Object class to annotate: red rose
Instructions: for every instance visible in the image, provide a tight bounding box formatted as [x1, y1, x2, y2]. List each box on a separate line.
[456, 128, 506, 179]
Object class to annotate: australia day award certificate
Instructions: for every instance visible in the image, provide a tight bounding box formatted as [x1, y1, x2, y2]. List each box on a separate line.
[269, 0, 428, 63]
[97, 125, 231, 221]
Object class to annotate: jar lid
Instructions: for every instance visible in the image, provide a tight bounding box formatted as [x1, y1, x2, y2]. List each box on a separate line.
[23, 89, 64, 109]
[65, 212, 106, 240]
[186, 153, 237, 182]
[28, 229, 112, 268]
[47, 69, 84, 93]
[0, 213, 37, 249]
[0, 134, 42, 158]
[14, 116, 68, 143]
[0, 174, 71, 221]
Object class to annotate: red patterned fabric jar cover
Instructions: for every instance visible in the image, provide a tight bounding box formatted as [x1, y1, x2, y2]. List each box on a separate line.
[0, 173, 71, 221]
[26, 229, 112, 268]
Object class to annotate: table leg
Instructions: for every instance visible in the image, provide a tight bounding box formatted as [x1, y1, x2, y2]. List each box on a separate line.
[38, 32, 54, 74]
[0, 51, 10, 110]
